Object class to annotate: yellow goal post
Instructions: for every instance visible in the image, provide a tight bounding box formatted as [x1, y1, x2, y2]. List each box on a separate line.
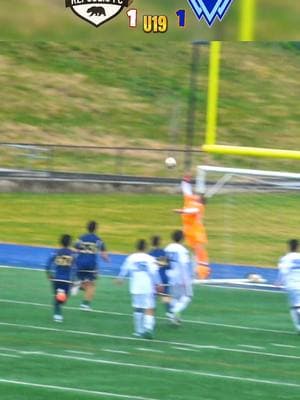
[203, 40, 300, 160]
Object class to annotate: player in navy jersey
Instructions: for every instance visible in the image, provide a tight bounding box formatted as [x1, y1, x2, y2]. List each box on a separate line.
[149, 236, 172, 316]
[46, 234, 76, 322]
[75, 220, 109, 310]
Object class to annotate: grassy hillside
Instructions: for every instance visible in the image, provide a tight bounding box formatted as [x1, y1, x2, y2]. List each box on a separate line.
[0, 41, 299, 174]
[0, 0, 300, 40]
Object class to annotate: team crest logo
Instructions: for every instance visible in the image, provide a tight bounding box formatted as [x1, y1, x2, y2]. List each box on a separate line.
[187, 0, 234, 26]
[65, 0, 131, 27]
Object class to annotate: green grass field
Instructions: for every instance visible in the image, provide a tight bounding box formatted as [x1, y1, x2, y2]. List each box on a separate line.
[0, 192, 299, 267]
[0, 267, 299, 400]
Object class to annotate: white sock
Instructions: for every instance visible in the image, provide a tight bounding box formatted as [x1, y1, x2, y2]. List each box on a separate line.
[170, 299, 178, 314]
[172, 296, 191, 314]
[290, 308, 300, 331]
[133, 312, 144, 334]
[143, 314, 155, 332]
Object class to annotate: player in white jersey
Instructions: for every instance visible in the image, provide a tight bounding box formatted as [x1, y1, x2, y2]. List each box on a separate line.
[116, 239, 161, 339]
[277, 239, 300, 333]
[165, 230, 193, 325]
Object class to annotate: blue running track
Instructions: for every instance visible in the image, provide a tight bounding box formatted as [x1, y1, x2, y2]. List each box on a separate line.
[0, 243, 279, 290]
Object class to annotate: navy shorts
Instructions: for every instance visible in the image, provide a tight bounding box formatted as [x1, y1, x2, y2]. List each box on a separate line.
[53, 281, 71, 296]
[77, 270, 98, 282]
[159, 268, 170, 295]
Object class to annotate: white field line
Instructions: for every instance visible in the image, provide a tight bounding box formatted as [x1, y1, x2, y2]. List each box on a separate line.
[2, 351, 300, 390]
[0, 298, 293, 335]
[215, 347, 300, 360]
[0, 347, 40, 356]
[238, 345, 266, 350]
[201, 284, 282, 294]
[0, 265, 44, 271]
[0, 298, 128, 317]
[65, 350, 94, 356]
[0, 347, 18, 352]
[0, 264, 282, 294]
[136, 348, 164, 354]
[1, 322, 299, 362]
[271, 343, 297, 349]
[172, 346, 199, 352]
[0, 353, 20, 358]
[102, 349, 130, 355]
[0, 378, 159, 400]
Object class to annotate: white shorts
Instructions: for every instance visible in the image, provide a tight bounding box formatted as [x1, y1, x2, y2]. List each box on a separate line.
[131, 293, 155, 309]
[287, 289, 300, 308]
[170, 282, 193, 299]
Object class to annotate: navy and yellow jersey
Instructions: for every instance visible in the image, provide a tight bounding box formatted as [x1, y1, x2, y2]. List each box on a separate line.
[46, 248, 76, 283]
[149, 248, 170, 287]
[75, 233, 106, 271]
[149, 248, 169, 268]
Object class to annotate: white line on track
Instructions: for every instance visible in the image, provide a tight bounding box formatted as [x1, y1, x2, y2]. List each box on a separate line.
[0, 298, 294, 335]
[2, 351, 300, 389]
[0, 378, 159, 400]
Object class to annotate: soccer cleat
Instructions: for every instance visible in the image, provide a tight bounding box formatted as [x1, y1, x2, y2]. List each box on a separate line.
[142, 331, 153, 340]
[166, 311, 181, 325]
[53, 314, 63, 323]
[80, 303, 92, 311]
[166, 312, 174, 319]
[132, 332, 142, 338]
[169, 312, 181, 326]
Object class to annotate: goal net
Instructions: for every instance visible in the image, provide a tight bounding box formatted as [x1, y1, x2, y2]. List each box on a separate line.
[196, 165, 300, 268]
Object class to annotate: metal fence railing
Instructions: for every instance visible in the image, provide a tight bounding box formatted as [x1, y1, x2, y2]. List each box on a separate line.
[0, 143, 204, 179]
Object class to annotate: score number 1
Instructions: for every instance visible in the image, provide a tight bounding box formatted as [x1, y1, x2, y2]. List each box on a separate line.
[176, 10, 186, 27]
[127, 9, 138, 28]
[127, 9, 186, 30]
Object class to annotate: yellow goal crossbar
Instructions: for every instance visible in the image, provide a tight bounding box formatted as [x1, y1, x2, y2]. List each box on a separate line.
[202, 145, 300, 160]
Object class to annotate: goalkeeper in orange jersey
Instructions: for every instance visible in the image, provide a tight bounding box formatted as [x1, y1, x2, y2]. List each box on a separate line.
[174, 175, 210, 280]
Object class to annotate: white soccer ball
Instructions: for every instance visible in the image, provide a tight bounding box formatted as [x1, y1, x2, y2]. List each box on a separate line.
[247, 274, 266, 283]
[165, 157, 177, 168]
